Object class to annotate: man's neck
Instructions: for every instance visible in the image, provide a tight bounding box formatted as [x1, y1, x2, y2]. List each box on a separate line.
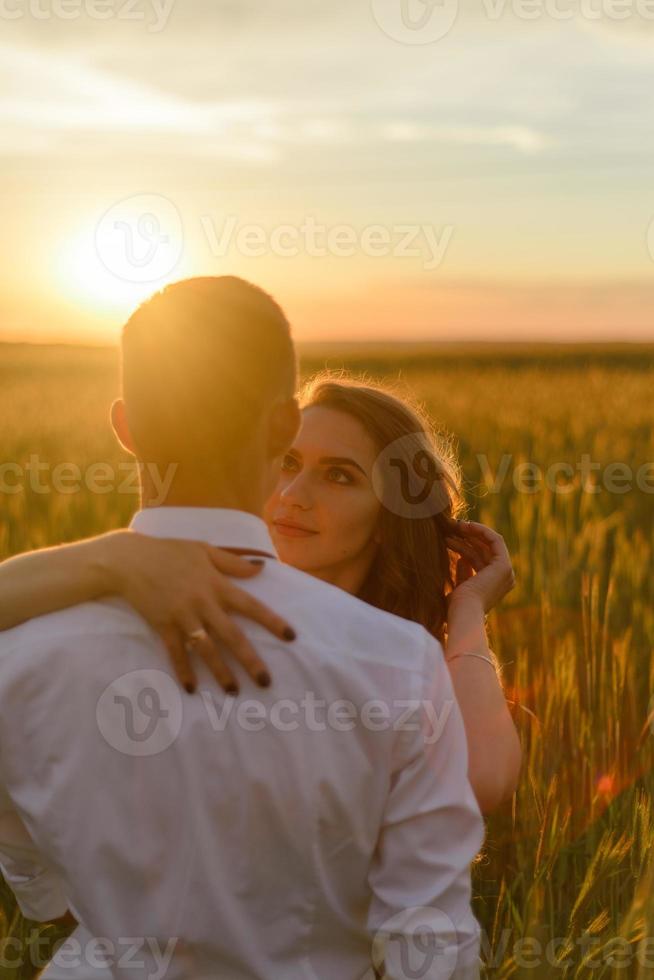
[139, 469, 267, 517]
[141, 493, 263, 517]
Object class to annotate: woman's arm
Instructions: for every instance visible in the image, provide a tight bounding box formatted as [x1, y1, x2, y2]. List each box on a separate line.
[0, 531, 297, 693]
[443, 519, 523, 816]
[445, 594, 522, 815]
[0, 536, 114, 631]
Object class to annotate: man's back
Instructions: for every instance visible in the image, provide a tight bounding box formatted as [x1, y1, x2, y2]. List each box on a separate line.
[0, 511, 485, 980]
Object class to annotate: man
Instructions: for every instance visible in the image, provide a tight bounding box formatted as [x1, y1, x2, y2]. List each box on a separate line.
[0, 277, 485, 979]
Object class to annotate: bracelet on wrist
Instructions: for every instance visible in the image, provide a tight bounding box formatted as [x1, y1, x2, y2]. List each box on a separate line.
[446, 650, 501, 675]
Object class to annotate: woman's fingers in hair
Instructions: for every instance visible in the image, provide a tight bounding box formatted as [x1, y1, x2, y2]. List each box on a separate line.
[444, 535, 485, 571]
[454, 519, 504, 549]
[447, 519, 503, 561]
[455, 556, 475, 587]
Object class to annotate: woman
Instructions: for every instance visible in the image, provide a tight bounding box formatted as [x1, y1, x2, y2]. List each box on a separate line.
[0, 373, 521, 814]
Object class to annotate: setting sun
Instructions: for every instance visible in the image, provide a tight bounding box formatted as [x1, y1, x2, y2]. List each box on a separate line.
[55, 200, 184, 319]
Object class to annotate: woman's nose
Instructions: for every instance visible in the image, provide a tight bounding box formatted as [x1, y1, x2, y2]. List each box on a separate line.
[280, 473, 312, 509]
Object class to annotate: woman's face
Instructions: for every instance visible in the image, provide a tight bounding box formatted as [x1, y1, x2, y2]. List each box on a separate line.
[264, 405, 382, 593]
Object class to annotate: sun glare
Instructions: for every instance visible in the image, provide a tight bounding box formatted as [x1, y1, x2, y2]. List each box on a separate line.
[56, 198, 185, 320]
[59, 231, 134, 308]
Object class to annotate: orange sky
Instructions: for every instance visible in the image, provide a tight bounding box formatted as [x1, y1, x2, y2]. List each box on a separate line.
[1, 2, 654, 343]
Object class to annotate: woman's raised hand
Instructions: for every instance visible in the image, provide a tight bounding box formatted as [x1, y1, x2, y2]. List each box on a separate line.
[102, 530, 296, 695]
[443, 517, 516, 614]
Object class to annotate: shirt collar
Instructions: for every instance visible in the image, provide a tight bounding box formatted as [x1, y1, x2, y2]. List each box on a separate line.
[129, 507, 278, 558]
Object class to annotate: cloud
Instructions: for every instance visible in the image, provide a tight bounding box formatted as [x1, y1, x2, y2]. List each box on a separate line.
[0, 34, 555, 162]
[382, 121, 549, 153]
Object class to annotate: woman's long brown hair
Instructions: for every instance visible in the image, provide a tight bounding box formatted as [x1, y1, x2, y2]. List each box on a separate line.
[299, 371, 467, 644]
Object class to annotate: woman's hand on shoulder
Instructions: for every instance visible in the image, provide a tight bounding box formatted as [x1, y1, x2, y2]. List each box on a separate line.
[98, 530, 296, 695]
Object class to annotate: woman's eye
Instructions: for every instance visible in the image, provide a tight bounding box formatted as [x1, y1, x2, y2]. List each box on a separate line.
[282, 455, 299, 472]
[326, 467, 353, 485]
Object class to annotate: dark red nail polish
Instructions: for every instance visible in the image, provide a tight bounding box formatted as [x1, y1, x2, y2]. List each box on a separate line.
[283, 627, 296, 641]
[257, 670, 271, 687]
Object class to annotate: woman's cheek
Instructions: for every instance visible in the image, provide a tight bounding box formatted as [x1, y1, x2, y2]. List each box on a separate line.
[333, 495, 379, 555]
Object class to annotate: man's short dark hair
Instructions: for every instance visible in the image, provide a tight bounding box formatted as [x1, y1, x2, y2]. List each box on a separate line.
[121, 276, 296, 467]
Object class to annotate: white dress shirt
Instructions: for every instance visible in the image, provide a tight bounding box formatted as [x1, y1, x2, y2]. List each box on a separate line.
[0, 506, 485, 980]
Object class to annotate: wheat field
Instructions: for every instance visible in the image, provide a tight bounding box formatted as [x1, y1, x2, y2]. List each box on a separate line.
[1, 341, 653, 979]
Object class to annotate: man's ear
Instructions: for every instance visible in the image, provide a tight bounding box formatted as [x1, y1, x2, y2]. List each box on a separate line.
[268, 396, 301, 459]
[110, 399, 136, 455]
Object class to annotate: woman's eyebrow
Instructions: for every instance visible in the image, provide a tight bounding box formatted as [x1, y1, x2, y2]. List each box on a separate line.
[318, 455, 367, 476]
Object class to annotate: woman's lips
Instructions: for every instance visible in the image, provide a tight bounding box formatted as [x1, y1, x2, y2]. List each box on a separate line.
[273, 520, 318, 538]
